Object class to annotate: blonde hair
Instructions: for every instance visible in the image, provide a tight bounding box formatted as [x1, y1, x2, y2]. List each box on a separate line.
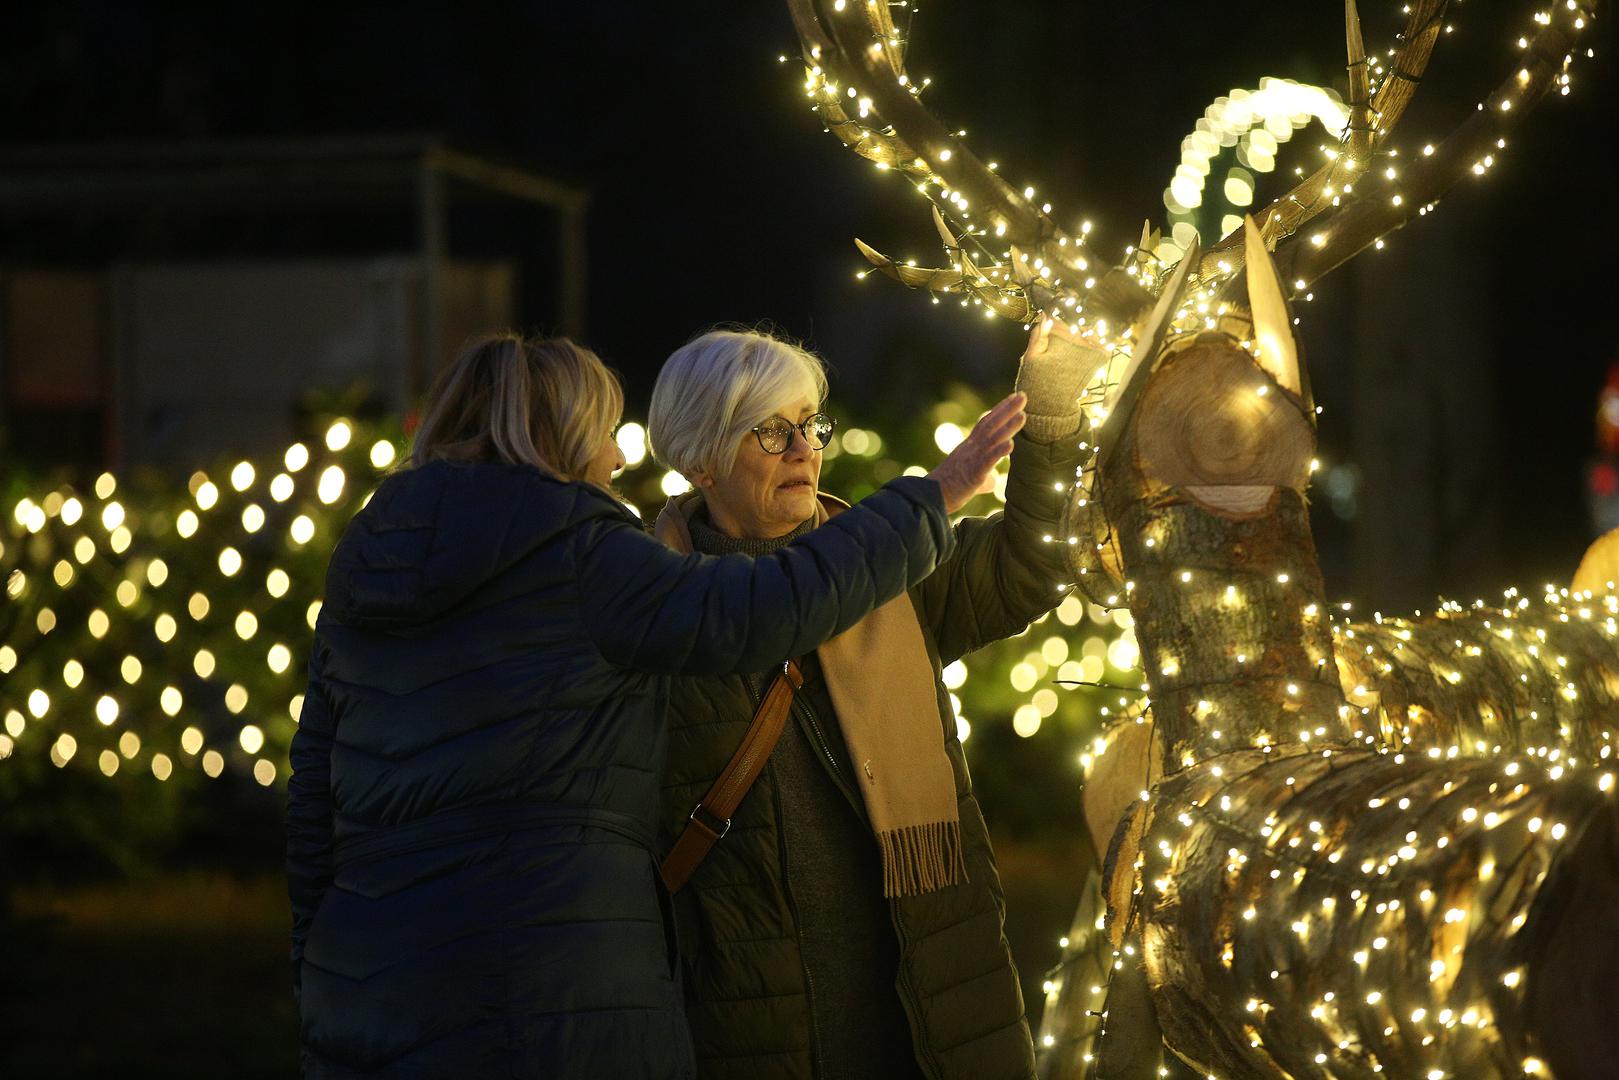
[410, 333, 623, 481]
[647, 328, 828, 480]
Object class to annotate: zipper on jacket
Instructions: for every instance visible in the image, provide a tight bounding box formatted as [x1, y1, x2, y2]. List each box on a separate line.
[767, 753, 827, 1074]
[792, 695, 858, 809]
[788, 674, 941, 1077]
[744, 668, 835, 1075]
[757, 663, 860, 816]
[888, 900, 946, 1079]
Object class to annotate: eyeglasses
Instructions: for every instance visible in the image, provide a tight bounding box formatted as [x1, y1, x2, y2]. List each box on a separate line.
[751, 413, 836, 454]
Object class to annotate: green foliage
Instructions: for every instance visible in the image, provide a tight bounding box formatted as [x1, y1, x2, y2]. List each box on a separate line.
[1, 386, 1144, 872]
[0, 418, 403, 877]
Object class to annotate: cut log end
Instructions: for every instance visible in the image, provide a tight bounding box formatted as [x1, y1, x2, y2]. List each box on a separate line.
[1134, 340, 1314, 501]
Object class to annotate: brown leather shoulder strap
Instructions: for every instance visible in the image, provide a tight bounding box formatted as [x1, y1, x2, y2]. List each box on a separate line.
[660, 659, 804, 894]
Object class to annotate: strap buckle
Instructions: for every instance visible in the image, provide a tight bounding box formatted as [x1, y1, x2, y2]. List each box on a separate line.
[687, 803, 731, 840]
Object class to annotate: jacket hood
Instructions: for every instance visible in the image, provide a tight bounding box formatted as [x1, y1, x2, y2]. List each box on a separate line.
[321, 459, 631, 629]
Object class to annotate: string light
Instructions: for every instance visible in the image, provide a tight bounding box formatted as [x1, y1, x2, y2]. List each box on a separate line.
[0, 417, 394, 791]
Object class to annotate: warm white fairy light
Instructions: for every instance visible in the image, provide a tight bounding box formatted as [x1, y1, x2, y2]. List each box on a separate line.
[317, 466, 346, 505]
[1001, 5, 1604, 1066]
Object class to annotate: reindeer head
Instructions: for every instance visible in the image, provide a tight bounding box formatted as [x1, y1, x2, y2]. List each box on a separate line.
[1096, 220, 1314, 520]
[790, 0, 1601, 770]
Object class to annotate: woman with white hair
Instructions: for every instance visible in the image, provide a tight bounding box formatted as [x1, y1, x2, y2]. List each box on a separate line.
[284, 332, 1024, 1078]
[649, 325, 1093, 1079]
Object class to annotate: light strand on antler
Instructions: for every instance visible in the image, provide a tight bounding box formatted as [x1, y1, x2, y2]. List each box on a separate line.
[1266, 0, 1600, 291]
[792, 0, 1601, 335]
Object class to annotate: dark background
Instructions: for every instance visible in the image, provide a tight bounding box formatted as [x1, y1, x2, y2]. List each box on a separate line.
[2, 2, 1616, 1076]
[6, 0, 1616, 602]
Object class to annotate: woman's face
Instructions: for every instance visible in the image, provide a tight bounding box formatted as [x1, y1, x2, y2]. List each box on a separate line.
[583, 426, 627, 489]
[699, 392, 823, 540]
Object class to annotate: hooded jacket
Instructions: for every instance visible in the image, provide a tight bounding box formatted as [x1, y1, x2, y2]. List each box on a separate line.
[285, 460, 953, 1077]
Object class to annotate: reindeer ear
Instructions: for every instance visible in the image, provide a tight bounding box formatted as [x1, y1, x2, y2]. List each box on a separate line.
[1097, 237, 1200, 468]
[1127, 237, 1198, 389]
[1243, 215, 1303, 399]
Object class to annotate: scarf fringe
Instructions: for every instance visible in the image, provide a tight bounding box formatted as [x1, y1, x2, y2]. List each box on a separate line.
[878, 820, 966, 898]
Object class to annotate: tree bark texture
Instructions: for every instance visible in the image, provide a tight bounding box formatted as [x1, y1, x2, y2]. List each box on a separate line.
[1334, 593, 1619, 765]
[1101, 428, 1346, 775]
[1128, 747, 1617, 1079]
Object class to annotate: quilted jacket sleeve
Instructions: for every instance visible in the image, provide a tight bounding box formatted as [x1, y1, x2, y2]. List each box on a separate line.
[576, 476, 953, 676]
[285, 637, 336, 1003]
[912, 433, 1083, 664]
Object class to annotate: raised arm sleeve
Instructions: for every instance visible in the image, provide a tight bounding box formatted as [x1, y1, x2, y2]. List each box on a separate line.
[913, 432, 1084, 663]
[285, 640, 336, 1004]
[576, 476, 953, 675]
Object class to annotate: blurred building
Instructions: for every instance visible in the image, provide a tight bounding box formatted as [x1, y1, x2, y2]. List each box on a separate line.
[0, 136, 587, 471]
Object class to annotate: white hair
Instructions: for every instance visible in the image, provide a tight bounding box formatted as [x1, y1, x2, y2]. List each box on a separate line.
[648, 329, 829, 480]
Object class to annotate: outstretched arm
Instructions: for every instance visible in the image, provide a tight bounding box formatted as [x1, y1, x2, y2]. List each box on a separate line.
[577, 396, 1025, 675]
[915, 324, 1101, 661]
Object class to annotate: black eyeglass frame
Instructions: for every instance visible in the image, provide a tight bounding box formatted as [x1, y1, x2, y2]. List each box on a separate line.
[750, 413, 837, 455]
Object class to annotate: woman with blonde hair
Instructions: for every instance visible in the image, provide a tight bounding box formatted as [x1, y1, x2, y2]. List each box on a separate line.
[284, 332, 1024, 1078]
[648, 323, 1095, 1079]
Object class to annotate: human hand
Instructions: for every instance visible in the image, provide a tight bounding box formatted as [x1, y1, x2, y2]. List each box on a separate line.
[1015, 318, 1106, 442]
[927, 392, 1027, 514]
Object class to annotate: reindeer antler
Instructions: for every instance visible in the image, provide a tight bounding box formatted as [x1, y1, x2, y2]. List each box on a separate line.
[796, 0, 1600, 330]
[1282, 0, 1602, 288]
[791, 0, 1065, 251]
[1200, 0, 1451, 269]
[1202, 0, 1600, 294]
[788, 0, 1154, 327]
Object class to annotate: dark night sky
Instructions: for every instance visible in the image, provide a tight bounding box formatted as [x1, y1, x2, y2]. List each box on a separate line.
[3, 1, 1618, 602]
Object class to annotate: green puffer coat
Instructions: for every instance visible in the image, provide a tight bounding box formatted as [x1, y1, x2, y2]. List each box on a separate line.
[657, 434, 1081, 1080]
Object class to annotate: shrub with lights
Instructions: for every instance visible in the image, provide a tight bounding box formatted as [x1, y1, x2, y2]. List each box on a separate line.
[0, 419, 404, 873]
[1, 393, 1139, 879]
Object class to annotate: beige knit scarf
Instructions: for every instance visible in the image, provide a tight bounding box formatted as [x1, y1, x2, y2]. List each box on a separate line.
[654, 490, 965, 897]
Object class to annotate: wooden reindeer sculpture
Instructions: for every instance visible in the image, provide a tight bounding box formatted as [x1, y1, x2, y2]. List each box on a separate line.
[786, 0, 1615, 1077]
[1062, 225, 1619, 1080]
[1050, 576, 1619, 1078]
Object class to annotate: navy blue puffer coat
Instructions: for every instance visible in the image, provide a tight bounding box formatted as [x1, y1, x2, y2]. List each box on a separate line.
[285, 461, 952, 1078]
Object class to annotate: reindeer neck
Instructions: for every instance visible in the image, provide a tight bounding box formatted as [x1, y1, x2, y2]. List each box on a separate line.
[1103, 458, 1348, 774]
